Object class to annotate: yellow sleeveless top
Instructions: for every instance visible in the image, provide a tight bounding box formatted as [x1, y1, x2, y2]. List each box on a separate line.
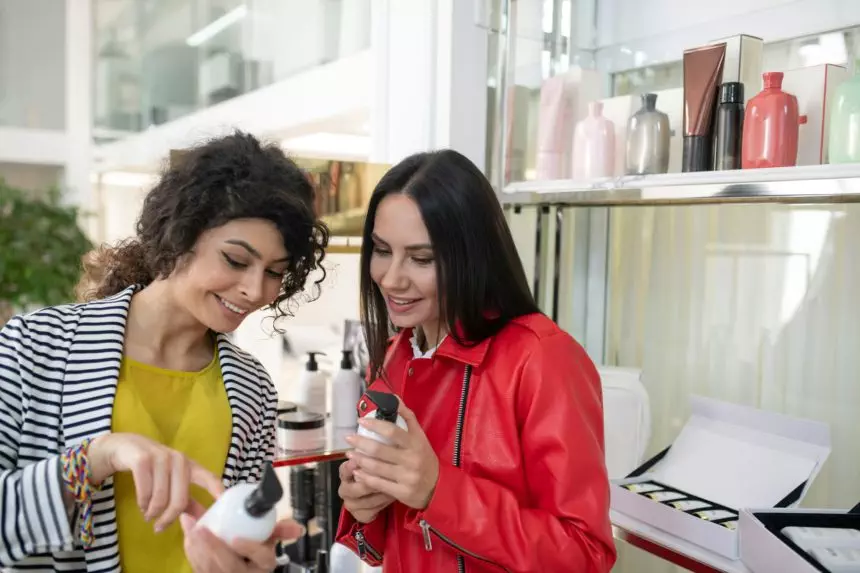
[111, 354, 233, 573]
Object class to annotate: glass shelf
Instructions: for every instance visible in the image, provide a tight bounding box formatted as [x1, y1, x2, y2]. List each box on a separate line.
[273, 427, 351, 468]
[501, 164, 860, 206]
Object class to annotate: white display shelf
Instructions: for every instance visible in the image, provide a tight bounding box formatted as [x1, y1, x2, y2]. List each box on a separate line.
[501, 164, 860, 207]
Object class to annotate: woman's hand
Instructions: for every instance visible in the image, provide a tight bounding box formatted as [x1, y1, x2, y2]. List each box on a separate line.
[344, 400, 439, 510]
[180, 513, 304, 573]
[338, 459, 395, 523]
[88, 433, 225, 532]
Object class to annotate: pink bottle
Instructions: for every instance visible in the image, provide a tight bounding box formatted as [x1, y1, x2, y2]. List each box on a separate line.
[742, 72, 808, 169]
[572, 101, 616, 179]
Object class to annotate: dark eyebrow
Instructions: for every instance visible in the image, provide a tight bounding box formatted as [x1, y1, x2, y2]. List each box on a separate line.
[225, 239, 289, 263]
[371, 233, 432, 251]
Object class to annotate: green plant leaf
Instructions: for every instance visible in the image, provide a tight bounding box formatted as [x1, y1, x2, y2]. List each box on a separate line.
[0, 179, 93, 310]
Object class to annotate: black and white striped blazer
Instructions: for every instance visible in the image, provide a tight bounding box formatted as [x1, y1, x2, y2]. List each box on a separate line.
[0, 286, 278, 572]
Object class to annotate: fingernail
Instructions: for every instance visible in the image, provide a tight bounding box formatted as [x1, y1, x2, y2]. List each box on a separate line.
[154, 524, 163, 534]
[345, 435, 356, 443]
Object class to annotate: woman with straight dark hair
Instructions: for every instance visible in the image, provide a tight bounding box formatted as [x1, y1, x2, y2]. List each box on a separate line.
[335, 149, 615, 572]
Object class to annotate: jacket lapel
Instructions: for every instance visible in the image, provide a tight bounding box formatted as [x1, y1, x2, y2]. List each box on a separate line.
[215, 334, 263, 485]
[56, 287, 259, 572]
[61, 286, 134, 573]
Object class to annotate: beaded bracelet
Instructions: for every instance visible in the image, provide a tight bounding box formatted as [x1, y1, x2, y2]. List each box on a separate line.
[60, 438, 99, 548]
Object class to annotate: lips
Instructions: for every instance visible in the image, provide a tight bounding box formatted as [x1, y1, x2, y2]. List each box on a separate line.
[215, 294, 249, 315]
[385, 295, 422, 314]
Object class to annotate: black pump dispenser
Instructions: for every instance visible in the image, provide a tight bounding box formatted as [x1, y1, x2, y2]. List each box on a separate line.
[339, 350, 353, 370]
[305, 351, 324, 372]
[244, 463, 284, 518]
[366, 390, 399, 424]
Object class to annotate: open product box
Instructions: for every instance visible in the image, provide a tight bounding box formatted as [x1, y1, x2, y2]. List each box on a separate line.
[610, 396, 831, 559]
[740, 503, 860, 572]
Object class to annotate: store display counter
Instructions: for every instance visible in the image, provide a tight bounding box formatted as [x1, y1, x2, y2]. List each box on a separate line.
[612, 511, 750, 573]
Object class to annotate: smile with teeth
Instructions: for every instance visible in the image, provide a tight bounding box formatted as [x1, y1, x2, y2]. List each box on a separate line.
[216, 295, 248, 315]
[389, 296, 420, 306]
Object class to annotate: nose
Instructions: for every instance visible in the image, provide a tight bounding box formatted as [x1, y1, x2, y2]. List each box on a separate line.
[238, 269, 266, 304]
[379, 257, 409, 292]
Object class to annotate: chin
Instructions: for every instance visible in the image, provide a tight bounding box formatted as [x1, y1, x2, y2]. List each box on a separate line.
[390, 316, 425, 331]
[199, 312, 246, 335]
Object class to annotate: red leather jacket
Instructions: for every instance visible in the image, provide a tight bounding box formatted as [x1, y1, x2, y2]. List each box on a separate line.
[335, 313, 616, 572]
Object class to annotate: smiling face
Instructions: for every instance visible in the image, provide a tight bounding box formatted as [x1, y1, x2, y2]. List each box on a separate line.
[369, 194, 443, 342]
[168, 218, 288, 333]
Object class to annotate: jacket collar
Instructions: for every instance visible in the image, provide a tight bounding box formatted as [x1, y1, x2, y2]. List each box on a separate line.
[398, 324, 492, 367]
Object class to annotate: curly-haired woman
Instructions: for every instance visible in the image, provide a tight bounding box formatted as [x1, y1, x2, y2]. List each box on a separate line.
[0, 132, 328, 572]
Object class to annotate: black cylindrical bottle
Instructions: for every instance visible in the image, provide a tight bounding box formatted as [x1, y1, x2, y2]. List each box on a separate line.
[713, 82, 745, 170]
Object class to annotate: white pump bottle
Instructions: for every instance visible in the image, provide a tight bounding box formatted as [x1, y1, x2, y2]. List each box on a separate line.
[331, 350, 361, 433]
[197, 463, 284, 543]
[295, 351, 328, 416]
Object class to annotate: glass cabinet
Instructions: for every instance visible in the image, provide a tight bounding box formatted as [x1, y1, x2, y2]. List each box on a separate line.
[485, 1, 860, 571]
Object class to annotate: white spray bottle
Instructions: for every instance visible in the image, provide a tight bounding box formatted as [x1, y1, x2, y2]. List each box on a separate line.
[356, 390, 408, 447]
[197, 463, 284, 543]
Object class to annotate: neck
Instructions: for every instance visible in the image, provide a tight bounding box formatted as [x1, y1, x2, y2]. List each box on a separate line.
[124, 281, 213, 366]
[417, 321, 447, 352]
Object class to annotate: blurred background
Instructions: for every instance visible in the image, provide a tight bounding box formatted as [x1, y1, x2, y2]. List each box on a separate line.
[4, 1, 860, 571]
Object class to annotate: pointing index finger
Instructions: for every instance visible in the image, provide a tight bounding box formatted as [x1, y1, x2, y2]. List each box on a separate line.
[189, 461, 225, 500]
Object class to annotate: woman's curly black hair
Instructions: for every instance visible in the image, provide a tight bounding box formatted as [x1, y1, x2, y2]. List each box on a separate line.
[76, 131, 329, 320]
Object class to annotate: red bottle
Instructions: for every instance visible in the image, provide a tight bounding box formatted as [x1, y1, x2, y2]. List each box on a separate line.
[742, 72, 807, 169]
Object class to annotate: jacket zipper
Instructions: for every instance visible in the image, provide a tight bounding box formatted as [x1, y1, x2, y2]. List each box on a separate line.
[419, 517, 511, 572]
[420, 365, 496, 573]
[354, 530, 382, 562]
[453, 365, 471, 573]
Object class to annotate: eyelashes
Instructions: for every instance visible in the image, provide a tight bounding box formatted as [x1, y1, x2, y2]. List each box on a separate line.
[372, 247, 433, 266]
[222, 252, 285, 279]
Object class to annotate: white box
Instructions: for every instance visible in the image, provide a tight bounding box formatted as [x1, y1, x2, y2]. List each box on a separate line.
[740, 507, 860, 573]
[709, 34, 764, 106]
[782, 64, 850, 166]
[611, 395, 831, 560]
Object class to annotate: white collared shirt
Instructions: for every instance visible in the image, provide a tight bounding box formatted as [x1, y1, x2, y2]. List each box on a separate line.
[410, 330, 447, 359]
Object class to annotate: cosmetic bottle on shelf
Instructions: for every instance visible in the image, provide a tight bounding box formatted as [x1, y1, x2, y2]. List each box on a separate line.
[829, 71, 860, 164]
[572, 101, 616, 179]
[713, 82, 745, 170]
[742, 72, 807, 169]
[625, 93, 671, 175]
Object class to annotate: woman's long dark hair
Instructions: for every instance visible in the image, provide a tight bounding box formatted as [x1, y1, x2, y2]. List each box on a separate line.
[360, 149, 539, 378]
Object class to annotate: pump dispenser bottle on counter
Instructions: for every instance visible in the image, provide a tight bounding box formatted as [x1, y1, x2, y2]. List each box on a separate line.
[356, 390, 408, 447]
[295, 351, 327, 416]
[198, 463, 283, 543]
[331, 350, 361, 437]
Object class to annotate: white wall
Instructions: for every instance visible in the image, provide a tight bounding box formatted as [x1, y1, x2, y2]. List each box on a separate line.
[98, 182, 149, 244]
[0, 0, 66, 130]
[595, 0, 860, 72]
[370, 0, 488, 169]
[0, 127, 68, 165]
[0, 162, 63, 192]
